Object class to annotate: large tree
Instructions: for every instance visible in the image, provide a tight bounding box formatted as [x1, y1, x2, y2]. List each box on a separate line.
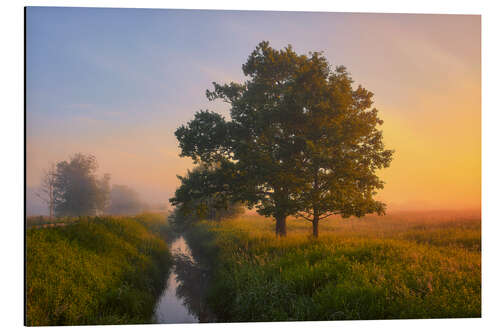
[173, 41, 393, 237]
[53, 153, 111, 216]
[175, 42, 307, 236]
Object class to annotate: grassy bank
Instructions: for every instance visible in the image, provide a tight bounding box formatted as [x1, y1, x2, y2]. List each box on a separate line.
[26, 214, 172, 326]
[185, 212, 481, 322]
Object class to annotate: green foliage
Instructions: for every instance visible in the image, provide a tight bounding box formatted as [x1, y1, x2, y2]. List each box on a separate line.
[185, 215, 480, 321]
[170, 164, 245, 226]
[174, 41, 393, 236]
[26, 215, 171, 326]
[53, 153, 111, 217]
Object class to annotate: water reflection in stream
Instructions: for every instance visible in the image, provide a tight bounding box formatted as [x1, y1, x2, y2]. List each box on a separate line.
[153, 236, 214, 324]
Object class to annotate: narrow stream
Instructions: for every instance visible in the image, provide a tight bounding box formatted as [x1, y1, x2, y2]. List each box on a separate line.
[153, 235, 214, 324]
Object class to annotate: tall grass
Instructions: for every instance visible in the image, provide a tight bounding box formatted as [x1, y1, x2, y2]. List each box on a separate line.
[26, 214, 172, 326]
[185, 212, 481, 321]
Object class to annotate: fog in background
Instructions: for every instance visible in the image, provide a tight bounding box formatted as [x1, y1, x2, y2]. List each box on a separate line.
[26, 8, 480, 215]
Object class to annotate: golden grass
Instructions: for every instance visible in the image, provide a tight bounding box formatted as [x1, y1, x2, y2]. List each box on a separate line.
[186, 211, 481, 321]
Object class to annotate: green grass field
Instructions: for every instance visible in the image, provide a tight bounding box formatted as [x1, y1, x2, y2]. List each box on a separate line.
[185, 212, 481, 322]
[26, 214, 171, 326]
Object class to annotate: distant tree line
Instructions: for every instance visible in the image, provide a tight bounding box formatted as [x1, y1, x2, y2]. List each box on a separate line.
[106, 185, 143, 215]
[36, 153, 110, 217]
[36, 153, 157, 217]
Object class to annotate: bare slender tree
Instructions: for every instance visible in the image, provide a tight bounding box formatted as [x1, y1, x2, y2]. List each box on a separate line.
[35, 163, 56, 219]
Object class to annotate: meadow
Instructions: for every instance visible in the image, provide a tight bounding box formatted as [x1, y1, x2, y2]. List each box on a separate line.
[184, 211, 481, 322]
[25, 213, 171, 326]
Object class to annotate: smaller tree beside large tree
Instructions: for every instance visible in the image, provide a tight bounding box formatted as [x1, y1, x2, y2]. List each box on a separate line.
[292, 63, 393, 237]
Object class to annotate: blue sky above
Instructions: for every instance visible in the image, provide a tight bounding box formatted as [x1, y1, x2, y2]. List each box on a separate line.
[26, 7, 480, 213]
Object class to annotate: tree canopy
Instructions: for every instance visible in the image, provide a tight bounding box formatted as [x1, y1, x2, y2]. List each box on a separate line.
[172, 41, 393, 237]
[170, 163, 245, 224]
[53, 153, 111, 217]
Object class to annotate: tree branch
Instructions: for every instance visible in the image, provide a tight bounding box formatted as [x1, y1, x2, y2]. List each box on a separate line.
[296, 212, 314, 222]
[319, 212, 336, 220]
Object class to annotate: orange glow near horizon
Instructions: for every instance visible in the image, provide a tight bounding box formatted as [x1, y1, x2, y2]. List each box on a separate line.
[375, 70, 480, 211]
[26, 12, 481, 213]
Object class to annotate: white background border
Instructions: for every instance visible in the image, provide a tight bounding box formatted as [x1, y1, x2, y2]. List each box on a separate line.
[2, 0, 498, 332]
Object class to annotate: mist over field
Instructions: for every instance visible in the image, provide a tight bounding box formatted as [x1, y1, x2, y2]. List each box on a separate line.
[26, 187, 46, 216]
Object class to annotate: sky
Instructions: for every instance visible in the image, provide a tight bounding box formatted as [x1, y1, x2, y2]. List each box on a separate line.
[26, 7, 481, 214]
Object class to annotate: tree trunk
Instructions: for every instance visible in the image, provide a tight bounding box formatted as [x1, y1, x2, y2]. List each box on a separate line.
[312, 215, 319, 238]
[49, 182, 54, 220]
[275, 214, 287, 237]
